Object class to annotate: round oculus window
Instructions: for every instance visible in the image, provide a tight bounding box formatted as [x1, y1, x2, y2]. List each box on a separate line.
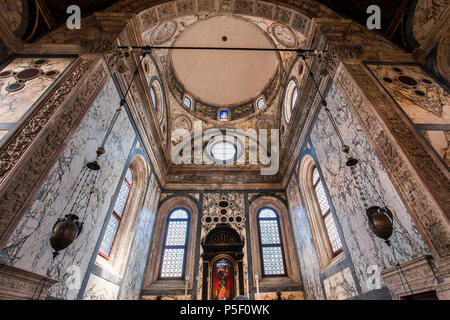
[211, 141, 237, 161]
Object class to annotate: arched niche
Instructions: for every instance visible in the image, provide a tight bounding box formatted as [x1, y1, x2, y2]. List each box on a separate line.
[201, 223, 245, 300]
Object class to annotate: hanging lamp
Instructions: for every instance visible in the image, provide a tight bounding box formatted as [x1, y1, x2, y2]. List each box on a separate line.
[50, 48, 149, 258]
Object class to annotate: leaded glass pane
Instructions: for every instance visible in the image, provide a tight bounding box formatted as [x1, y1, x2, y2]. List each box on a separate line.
[259, 208, 277, 218]
[160, 248, 185, 278]
[99, 216, 119, 256]
[165, 221, 188, 246]
[125, 168, 133, 185]
[315, 181, 330, 214]
[325, 214, 343, 253]
[259, 220, 281, 245]
[313, 168, 320, 185]
[113, 182, 130, 217]
[262, 246, 284, 275]
[211, 141, 236, 161]
[170, 209, 188, 219]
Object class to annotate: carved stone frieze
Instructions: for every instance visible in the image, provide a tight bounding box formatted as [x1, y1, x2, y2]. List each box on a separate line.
[381, 255, 438, 299]
[0, 57, 108, 248]
[0, 264, 58, 300]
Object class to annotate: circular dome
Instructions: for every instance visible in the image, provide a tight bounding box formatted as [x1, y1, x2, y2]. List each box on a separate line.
[171, 16, 279, 107]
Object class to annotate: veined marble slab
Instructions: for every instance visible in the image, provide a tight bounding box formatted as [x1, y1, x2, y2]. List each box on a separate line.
[0, 77, 136, 300]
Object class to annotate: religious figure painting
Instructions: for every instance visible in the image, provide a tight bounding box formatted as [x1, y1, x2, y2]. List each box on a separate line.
[212, 258, 234, 300]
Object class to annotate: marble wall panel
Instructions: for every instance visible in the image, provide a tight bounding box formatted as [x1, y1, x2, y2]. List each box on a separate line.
[286, 177, 325, 300]
[119, 172, 161, 300]
[323, 267, 358, 300]
[309, 81, 429, 294]
[83, 273, 120, 300]
[0, 77, 136, 299]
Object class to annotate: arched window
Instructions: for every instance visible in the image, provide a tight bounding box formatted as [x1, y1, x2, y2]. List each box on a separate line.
[160, 208, 189, 279]
[183, 95, 192, 109]
[99, 168, 133, 259]
[256, 97, 265, 109]
[299, 155, 344, 271]
[312, 168, 343, 255]
[257, 208, 286, 276]
[211, 141, 236, 162]
[150, 78, 164, 124]
[284, 79, 299, 123]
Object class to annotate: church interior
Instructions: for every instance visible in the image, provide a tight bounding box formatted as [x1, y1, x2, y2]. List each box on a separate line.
[0, 0, 449, 301]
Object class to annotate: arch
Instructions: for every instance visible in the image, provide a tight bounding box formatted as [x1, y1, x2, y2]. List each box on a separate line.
[257, 207, 286, 276]
[249, 196, 302, 289]
[298, 154, 344, 271]
[149, 76, 164, 124]
[283, 77, 299, 124]
[96, 154, 149, 276]
[143, 196, 199, 291]
[201, 224, 245, 300]
[158, 208, 190, 279]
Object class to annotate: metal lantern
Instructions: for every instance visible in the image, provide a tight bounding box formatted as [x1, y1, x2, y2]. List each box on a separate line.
[366, 206, 394, 245]
[50, 214, 83, 258]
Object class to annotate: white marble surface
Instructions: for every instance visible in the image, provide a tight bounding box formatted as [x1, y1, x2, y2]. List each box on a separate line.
[0, 57, 73, 123]
[310, 82, 429, 294]
[0, 78, 136, 299]
[323, 267, 358, 300]
[83, 273, 120, 300]
[119, 172, 161, 300]
[286, 177, 325, 300]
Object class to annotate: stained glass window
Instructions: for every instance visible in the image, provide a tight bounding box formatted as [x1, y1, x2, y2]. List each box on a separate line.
[160, 208, 189, 279]
[258, 208, 285, 276]
[312, 168, 343, 255]
[99, 167, 133, 259]
[219, 110, 229, 121]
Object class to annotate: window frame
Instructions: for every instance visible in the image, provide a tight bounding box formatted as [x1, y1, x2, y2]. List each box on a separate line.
[283, 78, 299, 124]
[158, 207, 190, 280]
[312, 168, 343, 257]
[98, 169, 133, 260]
[257, 207, 287, 277]
[298, 154, 345, 271]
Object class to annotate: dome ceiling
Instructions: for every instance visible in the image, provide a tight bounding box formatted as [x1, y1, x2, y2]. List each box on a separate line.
[143, 14, 307, 123]
[171, 15, 279, 107]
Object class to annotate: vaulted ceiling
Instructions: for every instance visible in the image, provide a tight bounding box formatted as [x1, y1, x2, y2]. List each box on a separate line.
[6, 0, 417, 50]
